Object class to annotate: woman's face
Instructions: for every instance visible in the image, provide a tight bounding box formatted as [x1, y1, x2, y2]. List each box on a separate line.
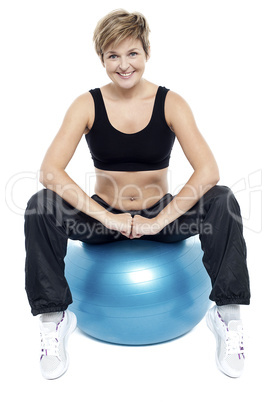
[102, 37, 150, 90]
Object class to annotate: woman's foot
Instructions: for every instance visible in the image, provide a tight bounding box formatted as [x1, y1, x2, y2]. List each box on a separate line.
[39, 310, 77, 380]
[206, 306, 245, 378]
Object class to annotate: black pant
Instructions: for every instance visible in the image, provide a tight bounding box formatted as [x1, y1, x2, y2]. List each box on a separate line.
[24, 185, 250, 316]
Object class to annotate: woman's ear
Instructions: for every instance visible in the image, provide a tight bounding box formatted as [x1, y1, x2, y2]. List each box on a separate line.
[100, 54, 105, 67]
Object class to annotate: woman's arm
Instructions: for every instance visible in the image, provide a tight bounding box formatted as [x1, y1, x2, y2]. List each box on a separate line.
[39, 93, 133, 237]
[157, 90, 220, 226]
[131, 91, 220, 237]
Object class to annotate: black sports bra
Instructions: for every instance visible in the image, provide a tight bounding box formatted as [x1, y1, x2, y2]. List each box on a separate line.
[85, 86, 175, 171]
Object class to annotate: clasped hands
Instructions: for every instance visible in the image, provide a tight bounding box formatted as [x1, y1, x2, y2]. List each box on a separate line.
[103, 212, 164, 239]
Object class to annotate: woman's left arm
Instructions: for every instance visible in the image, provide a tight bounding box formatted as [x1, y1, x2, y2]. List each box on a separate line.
[157, 90, 220, 226]
[131, 91, 220, 238]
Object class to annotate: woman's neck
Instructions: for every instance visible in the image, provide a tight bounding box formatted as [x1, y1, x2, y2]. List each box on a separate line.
[105, 79, 152, 101]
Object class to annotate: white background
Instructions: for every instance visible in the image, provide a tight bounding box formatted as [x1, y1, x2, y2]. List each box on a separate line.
[1, 0, 266, 400]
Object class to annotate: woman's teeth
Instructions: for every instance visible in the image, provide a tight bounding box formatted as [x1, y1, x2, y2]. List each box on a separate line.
[118, 72, 133, 77]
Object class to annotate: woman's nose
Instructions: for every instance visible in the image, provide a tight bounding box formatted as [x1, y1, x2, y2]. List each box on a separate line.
[119, 57, 130, 71]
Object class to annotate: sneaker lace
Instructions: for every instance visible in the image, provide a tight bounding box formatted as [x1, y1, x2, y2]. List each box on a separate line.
[40, 330, 60, 359]
[226, 327, 245, 359]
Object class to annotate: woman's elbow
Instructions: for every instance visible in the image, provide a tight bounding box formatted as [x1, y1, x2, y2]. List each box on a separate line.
[39, 163, 58, 188]
[39, 168, 49, 188]
[209, 164, 220, 186]
[200, 164, 220, 188]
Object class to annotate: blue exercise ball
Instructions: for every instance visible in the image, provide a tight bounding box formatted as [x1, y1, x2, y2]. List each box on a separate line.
[65, 237, 211, 345]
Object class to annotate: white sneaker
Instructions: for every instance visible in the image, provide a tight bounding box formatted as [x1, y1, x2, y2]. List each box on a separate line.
[39, 310, 77, 380]
[206, 306, 245, 378]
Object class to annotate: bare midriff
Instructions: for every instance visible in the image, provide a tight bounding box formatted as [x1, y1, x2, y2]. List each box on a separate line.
[94, 167, 169, 211]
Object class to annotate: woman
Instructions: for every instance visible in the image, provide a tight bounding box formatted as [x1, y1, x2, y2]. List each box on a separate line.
[24, 9, 250, 380]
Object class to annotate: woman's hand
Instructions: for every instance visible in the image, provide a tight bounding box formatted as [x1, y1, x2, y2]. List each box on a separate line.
[101, 212, 165, 239]
[130, 215, 163, 239]
[102, 212, 133, 238]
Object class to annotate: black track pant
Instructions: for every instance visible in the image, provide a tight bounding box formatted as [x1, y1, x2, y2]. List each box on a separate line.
[24, 185, 250, 316]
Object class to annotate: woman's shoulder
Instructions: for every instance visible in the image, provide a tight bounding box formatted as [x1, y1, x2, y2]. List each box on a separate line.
[66, 91, 95, 111]
[66, 91, 95, 134]
[164, 89, 194, 129]
[165, 89, 191, 113]
[165, 88, 186, 102]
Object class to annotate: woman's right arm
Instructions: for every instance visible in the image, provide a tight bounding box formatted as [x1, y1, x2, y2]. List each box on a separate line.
[39, 93, 132, 237]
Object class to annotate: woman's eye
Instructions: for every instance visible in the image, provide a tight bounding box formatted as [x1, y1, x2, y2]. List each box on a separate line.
[108, 52, 137, 59]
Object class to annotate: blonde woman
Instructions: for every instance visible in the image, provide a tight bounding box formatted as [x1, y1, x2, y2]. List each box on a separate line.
[24, 9, 250, 379]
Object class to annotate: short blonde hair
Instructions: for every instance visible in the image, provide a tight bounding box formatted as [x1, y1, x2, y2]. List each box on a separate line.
[93, 9, 150, 61]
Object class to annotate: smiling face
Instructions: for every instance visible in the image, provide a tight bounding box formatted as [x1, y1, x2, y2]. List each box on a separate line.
[102, 37, 150, 90]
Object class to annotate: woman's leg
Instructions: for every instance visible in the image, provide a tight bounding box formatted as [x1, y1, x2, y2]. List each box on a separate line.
[140, 186, 249, 377]
[141, 185, 250, 306]
[24, 189, 125, 316]
[25, 189, 128, 380]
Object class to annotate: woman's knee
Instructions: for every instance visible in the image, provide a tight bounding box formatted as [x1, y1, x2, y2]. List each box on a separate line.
[25, 189, 55, 215]
[24, 189, 73, 231]
[206, 185, 241, 216]
[206, 185, 234, 202]
[24, 189, 69, 223]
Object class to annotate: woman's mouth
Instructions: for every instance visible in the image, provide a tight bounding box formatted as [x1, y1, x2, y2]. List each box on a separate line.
[117, 71, 135, 79]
